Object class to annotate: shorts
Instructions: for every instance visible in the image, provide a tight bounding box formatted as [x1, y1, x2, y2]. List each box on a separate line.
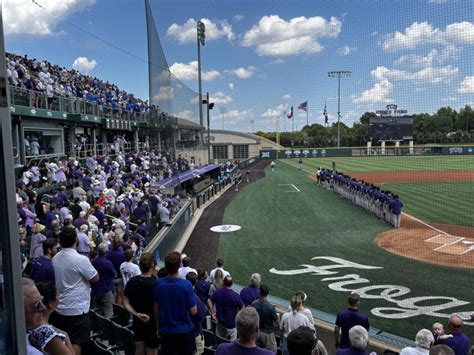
[160, 331, 195, 355]
[49, 311, 91, 345]
[132, 318, 159, 349]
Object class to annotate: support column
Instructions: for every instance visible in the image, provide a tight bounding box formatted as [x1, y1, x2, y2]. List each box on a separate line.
[367, 141, 372, 156]
[92, 127, 97, 157]
[381, 141, 386, 155]
[409, 140, 414, 155]
[68, 126, 76, 158]
[134, 129, 139, 153]
[395, 141, 400, 156]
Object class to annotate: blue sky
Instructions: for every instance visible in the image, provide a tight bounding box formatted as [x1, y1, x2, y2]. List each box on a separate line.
[4, 0, 473, 132]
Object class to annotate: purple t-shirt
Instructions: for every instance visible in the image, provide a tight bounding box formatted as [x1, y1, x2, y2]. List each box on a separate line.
[216, 342, 274, 355]
[436, 332, 469, 355]
[210, 287, 244, 329]
[335, 308, 370, 348]
[240, 285, 260, 306]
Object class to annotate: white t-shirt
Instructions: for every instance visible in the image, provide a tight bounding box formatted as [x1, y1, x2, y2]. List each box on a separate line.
[280, 311, 313, 338]
[208, 267, 230, 284]
[120, 261, 141, 287]
[52, 248, 97, 316]
[178, 266, 197, 279]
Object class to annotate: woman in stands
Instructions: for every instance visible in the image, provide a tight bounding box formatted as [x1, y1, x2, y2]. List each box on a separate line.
[280, 296, 314, 355]
[28, 281, 75, 354]
[208, 268, 224, 297]
[123, 252, 159, 355]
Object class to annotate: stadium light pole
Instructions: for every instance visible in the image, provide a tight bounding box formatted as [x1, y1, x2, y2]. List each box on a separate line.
[219, 106, 227, 130]
[202, 92, 214, 164]
[197, 20, 205, 127]
[328, 70, 351, 147]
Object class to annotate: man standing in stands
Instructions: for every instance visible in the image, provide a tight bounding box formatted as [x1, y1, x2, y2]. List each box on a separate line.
[50, 226, 99, 355]
[91, 243, 116, 318]
[334, 292, 370, 350]
[178, 256, 197, 279]
[208, 275, 244, 341]
[435, 315, 469, 355]
[30, 238, 59, 284]
[240, 273, 261, 306]
[216, 307, 273, 355]
[251, 284, 279, 353]
[154, 251, 197, 355]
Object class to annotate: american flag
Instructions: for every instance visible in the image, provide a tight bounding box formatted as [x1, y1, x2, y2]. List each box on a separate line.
[323, 103, 328, 124]
[298, 101, 308, 112]
[287, 106, 293, 119]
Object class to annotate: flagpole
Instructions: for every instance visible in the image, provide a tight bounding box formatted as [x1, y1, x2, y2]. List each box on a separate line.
[306, 109, 309, 126]
[292, 114, 294, 132]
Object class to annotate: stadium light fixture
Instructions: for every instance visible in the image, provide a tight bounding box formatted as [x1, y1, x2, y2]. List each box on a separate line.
[328, 70, 352, 148]
[197, 20, 206, 127]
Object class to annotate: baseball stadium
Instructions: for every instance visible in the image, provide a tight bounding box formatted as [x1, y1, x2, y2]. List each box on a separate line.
[0, 0, 473, 354]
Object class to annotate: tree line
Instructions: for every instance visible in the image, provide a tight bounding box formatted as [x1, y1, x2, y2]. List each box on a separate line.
[255, 105, 474, 147]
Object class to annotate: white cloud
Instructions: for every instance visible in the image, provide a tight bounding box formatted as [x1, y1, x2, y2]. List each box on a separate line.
[242, 15, 342, 56]
[3, 0, 96, 36]
[216, 109, 254, 125]
[194, 91, 233, 104]
[177, 110, 197, 121]
[281, 94, 291, 100]
[234, 15, 245, 22]
[428, 0, 448, 3]
[338, 45, 354, 56]
[166, 18, 235, 44]
[458, 76, 474, 93]
[352, 79, 393, 104]
[382, 21, 474, 51]
[210, 92, 233, 104]
[153, 86, 174, 101]
[372, 65, 458, 84]
[261, 104, 287, 117]
[169, 61, 221, 81]
[228, 82, 235, 90]
[225, 66, 258, 79]
[72, 57, 97, 74]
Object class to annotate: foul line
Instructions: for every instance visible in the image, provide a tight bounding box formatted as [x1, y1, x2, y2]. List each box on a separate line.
[402, 212, 450, 236]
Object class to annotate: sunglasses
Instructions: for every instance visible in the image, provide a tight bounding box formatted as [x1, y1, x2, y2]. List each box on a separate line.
[33, 297, 45, 311]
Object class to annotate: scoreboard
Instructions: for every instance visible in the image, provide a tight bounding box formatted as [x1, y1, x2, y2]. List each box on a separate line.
[369, 116, 413, 142]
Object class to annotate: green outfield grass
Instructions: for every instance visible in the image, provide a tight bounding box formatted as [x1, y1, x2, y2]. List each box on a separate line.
[299, 155, 474, 172]
[384, 182, 474, 226]
[288, 156, 474, 227]
[218, 161, 474, 341]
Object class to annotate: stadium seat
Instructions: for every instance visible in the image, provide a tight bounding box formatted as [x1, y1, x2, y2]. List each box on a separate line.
[203, 346, 216, 355]
[94, 312, 120, 350]
[112, 323, 136, 355]
[90, 340, 114, 355]
[111, 303, 131, 327]
[215, 332, 230, 345]
[89, 310, 103, 340]
[203, 329, 217, 348]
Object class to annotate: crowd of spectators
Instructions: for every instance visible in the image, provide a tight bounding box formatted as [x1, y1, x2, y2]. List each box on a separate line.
[318, 168, 403, 228]
[6, 52, 157, 114]
[22, 240, 472, 355]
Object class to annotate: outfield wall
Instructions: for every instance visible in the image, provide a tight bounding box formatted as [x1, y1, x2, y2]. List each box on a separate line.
[260, 145, 474, 159]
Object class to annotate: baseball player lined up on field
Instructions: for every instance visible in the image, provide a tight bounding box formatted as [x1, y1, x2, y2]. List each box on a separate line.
[318, 168, 403, 228]
[270, 161, 276, 171]
[298, 158, 303, 170]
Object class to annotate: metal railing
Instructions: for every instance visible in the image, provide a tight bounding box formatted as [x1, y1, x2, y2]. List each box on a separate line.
[9, 86, 178, 126]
